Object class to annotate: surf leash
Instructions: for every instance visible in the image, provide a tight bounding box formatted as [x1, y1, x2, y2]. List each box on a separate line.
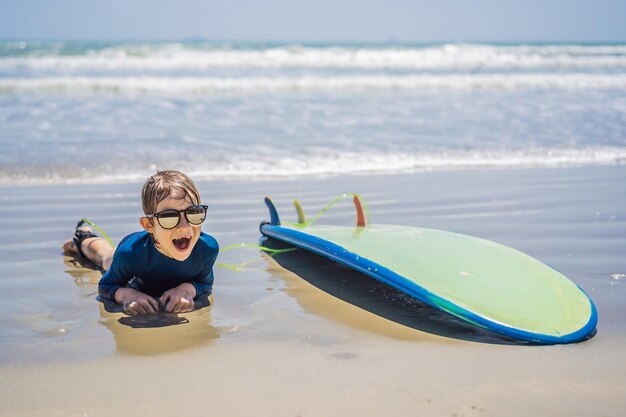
[289, 193, 370, 227]
[217, 243, 297, 271]
[77, 219, 295, 271]
[81, 218, 115, 248]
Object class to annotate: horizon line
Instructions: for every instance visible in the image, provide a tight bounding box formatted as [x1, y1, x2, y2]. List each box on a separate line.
[2, 37, 626, 45]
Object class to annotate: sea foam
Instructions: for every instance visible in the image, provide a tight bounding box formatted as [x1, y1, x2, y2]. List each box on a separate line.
[2, 147, 625, 186]
[2, 73, 626, 93]
[2, 43, 626, 72]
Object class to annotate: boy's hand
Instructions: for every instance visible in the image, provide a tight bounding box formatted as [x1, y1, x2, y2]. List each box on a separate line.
[159, 283, 196, 314]
[115, 288, 159, 316]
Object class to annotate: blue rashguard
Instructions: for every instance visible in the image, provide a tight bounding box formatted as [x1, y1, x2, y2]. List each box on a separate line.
[98, 231, 219, 301]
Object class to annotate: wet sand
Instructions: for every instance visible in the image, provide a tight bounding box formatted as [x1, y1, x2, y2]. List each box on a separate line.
[1, 166, 625, 416]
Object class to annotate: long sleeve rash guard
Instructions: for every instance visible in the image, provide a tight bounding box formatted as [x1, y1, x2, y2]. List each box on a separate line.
[98, 231, 218, 301]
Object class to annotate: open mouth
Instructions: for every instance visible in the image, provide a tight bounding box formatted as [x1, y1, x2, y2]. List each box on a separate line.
[172, 236, 191, 251]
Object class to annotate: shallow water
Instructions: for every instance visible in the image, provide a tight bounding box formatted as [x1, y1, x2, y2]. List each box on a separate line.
[1, 167, 626, 416]
[1, 166, 625, 359]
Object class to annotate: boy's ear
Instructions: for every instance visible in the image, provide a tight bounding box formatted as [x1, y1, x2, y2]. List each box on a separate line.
[140, 217, 155, 233]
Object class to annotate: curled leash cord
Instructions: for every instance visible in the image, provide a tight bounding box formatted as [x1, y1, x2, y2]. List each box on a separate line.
[79, 192, 364, 272]
[217, 243, 297, 271]
[78, 219, 296, 271]
[288, 193, 370, 227]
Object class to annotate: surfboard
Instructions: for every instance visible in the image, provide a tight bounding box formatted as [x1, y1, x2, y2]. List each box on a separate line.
[260, 196, 597, 344]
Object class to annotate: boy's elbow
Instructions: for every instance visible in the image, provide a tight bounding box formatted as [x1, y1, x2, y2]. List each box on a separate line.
[192, 282, 213, 299]
[97, 284, 117, 301]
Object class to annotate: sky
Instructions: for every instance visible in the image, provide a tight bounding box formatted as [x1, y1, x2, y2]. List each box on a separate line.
[1, 0, 625, 42]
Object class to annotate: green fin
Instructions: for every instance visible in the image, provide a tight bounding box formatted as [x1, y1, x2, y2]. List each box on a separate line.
[294, 199, 306, 224]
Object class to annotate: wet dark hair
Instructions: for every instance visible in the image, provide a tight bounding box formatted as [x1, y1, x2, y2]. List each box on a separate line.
[141, 170, 201, 216]
[141, 170, 202, 246]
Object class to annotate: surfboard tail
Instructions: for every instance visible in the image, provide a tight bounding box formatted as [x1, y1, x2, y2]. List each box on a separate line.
[264, 197, 280, 225]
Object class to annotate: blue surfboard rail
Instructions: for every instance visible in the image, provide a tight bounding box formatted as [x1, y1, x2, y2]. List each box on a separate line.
[259, 202, 598, 345]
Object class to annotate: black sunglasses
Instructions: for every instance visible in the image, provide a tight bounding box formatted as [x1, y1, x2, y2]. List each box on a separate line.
[145, 205, 208, 229]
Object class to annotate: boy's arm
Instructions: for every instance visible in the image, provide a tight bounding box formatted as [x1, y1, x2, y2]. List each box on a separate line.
[98, 268, 127, 301]
[190, 268, 215, 298]
[98, 250, 159, 315]
[190, 243, 218, 297]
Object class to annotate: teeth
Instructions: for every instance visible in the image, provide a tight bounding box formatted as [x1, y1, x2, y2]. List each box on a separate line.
[172, 236, 191, 251]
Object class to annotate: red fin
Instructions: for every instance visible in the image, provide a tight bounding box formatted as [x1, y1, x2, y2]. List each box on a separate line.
[353, 196, 366, 227]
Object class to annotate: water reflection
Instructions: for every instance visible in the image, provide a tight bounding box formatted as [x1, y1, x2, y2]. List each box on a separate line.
[97, 301, 220, 356]
[64, 255, 221, 356]
[260, 236, 530, 345]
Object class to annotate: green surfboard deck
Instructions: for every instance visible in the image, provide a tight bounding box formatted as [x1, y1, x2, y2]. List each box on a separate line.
[264, 223, 596, 342]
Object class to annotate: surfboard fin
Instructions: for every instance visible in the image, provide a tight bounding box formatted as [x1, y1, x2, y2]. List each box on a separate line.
[353, 196, 366, 227]
[293, 199, 306, 225]
[264, 197, 281, 225]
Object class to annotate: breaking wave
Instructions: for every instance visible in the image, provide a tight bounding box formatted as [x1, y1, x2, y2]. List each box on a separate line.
[2, 147, 625, 186]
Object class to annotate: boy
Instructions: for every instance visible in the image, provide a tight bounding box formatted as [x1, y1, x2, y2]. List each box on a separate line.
[64, 170, 219, 316]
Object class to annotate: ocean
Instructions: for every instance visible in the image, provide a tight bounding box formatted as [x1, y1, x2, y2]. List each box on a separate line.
[1, 40, 626, 417]
[1, 40, 625, 185]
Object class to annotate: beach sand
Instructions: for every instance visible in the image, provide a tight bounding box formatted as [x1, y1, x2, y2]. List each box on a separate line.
[0, 166, 625, 416]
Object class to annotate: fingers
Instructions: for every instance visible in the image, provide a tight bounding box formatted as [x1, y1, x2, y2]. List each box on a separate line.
[123, 301, 141, 316]
[123, 296, 159, 316]
[164, 296, 194, 314]
[147, 296, 159, 312]
[122, 291, 194, 316]
[124, 301, 146, 316]
[175, 297, 194, 313]
[159, 292, 170, 307]
[167, 295, 180, 313]
[134, 302, 149, 316]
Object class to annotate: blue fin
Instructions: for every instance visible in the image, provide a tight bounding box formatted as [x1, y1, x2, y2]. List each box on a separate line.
[264, 197, 281, 225]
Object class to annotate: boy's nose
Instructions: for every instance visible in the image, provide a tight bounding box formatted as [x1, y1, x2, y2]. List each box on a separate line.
[178, 214, 191, 228]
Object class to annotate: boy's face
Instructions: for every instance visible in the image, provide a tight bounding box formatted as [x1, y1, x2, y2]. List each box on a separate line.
[139, 194, 202, 262]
